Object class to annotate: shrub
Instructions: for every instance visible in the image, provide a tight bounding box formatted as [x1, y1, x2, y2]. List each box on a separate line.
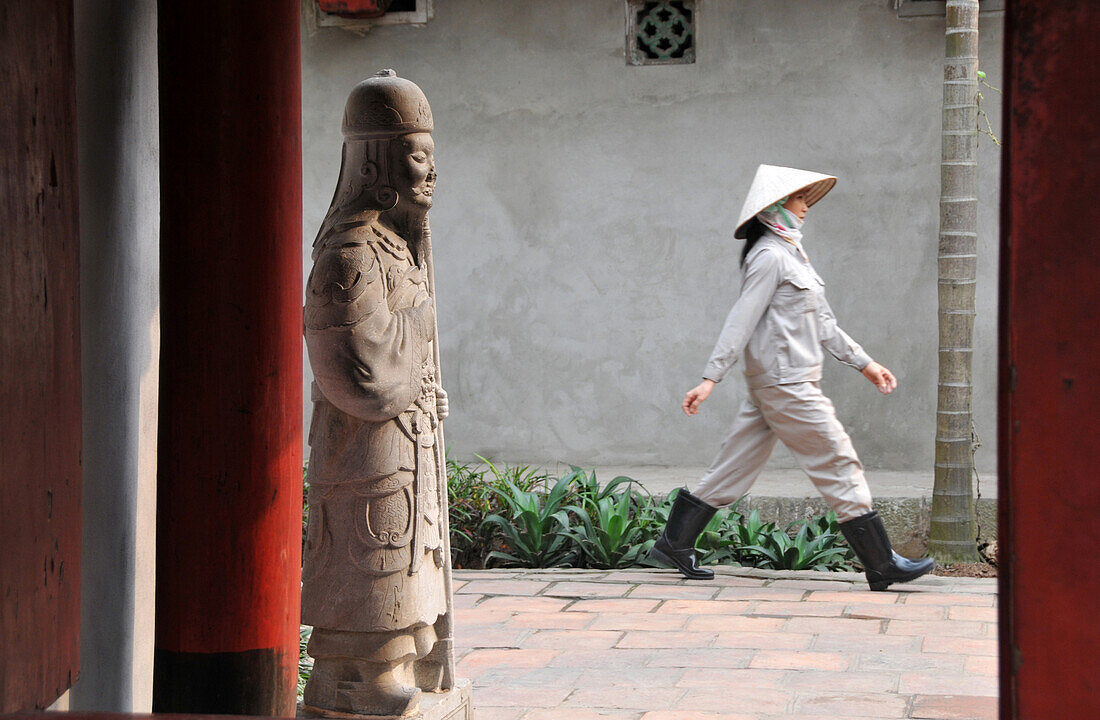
[446, 462, 858, 572]
[481, 471, 578, 568]
[564, 489, 655, 569]
[740, 514, 856, 571]
[446, 457, 547, 568]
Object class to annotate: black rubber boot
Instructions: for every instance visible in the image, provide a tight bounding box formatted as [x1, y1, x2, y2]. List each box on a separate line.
[839, 510, 936, 591]
[649, 489, 718, 580]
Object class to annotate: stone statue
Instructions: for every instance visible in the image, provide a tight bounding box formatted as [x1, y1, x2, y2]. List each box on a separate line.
[301, 70, 454, 718]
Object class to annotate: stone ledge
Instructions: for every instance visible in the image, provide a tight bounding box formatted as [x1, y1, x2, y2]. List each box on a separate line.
[414, 679, 471, 720]
[299, 679, 472, 720]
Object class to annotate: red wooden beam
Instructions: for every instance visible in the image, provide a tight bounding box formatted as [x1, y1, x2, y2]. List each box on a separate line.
[0, 0, 83, 711]
[155, 1, 302, 715]
[999, 1, 1100, 717]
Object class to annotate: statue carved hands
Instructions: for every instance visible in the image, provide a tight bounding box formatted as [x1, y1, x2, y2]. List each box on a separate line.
[411, 288, 436, 337]
[435, 385, 448, 421]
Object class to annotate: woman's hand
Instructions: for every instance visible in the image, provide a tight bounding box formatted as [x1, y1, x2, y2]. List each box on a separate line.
[683, 380, 716, 416]
[862, 361, 898, 395]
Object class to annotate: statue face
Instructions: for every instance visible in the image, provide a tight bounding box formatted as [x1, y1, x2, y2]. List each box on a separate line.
[388, 132, 435, 214]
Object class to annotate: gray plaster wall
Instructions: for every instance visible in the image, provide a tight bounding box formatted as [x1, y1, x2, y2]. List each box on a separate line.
[70, 0, 159, 711]
[302, 0, 1003, 474]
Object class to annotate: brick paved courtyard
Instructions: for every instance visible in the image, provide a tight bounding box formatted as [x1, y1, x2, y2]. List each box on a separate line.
[452, 567, 998, 720]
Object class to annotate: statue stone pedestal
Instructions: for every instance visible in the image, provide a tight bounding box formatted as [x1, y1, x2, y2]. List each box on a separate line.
[300, 679, 472, 720]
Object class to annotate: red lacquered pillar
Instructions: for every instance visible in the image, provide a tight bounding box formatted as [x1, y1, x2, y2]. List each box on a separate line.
[154, 2, 302, 715]
[999, 2, 1100, 718]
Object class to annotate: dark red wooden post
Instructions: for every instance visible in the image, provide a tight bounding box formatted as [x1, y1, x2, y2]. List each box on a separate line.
[0, 1, 83, 711]
[155, 1, 303, 715]
[999, 1, 1100, 718]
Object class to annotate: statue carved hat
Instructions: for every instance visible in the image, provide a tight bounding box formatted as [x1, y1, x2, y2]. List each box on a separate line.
[343, 69, 433, 139]
[734, 164, 837, 239]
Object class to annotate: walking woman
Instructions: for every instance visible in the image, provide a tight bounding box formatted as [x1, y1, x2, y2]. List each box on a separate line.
[650, 164, 934, 591]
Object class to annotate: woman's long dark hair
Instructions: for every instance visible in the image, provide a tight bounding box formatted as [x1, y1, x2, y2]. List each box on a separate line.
[739, 218, 766, 267]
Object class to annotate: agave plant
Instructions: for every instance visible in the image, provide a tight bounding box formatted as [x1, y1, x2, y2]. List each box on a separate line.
[445, 456, 859, 573]
[564, 490, 654, 569]
[740, 517, 856, 571]
[636, 488, 674, 537]
[730, 508, 775, 548]
[477, 455, 550, 491]
[481, 473, 578, 568]
[695, 505, 746, 566]
[447, 456, 550, 568]
[567, 467, 644, 511]
[634, 492, 742, 567]
[808, 509, 844, 538]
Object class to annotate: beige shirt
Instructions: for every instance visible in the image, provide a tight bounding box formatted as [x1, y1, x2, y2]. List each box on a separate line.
[703, 233, 872, 388]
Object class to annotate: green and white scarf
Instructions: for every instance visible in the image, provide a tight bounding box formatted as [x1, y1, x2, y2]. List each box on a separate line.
[757, 198, 808, 261]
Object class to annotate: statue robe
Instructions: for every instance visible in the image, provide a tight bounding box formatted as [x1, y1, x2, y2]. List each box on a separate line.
[301, 218, 446, 635]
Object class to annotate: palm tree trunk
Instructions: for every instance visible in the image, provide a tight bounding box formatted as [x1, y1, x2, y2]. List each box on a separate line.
[930, 0, 982, 564]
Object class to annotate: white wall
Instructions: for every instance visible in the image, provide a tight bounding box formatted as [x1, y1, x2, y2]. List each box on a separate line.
[71, 0, 159, 710]
[302, 0, 1003, 474]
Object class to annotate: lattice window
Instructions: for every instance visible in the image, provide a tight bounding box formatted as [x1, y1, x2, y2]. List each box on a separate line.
[626, 0, 696, 66]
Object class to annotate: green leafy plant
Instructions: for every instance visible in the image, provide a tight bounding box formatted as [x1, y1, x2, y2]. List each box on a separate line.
[687, 507, 781, 567]
[729, 508, 775, 549]
[694, 503, 854, 572]
[740, 512, 856, 571]
[446, 456, 548, 568]
[298, 625, 313, 699]
[564, 489, 655, 569]
[442, 459, 857, 573]
[566, 466, 642, 512]
[446, 459, 497, 569]
[635, 488, 674, 538]
[808, 509, 843, 538]
[481, 472, 578, 568]
[633, 492, 748, 568]
[695, 503, 747, 566]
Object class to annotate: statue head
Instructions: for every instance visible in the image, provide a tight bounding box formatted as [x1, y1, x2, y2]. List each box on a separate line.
[338, 70, 435, 216]
[343, 69, 432, 141]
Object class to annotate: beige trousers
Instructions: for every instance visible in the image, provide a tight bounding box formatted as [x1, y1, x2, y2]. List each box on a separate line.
[691, 381, 873, 522]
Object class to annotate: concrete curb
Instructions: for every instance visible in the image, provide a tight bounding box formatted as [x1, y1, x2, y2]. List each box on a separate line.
[461, 565, 999, 594]
[738, 495, 998, 557]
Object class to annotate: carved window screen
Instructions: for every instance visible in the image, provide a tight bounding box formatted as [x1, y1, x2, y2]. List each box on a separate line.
[627, 0, 696, 66]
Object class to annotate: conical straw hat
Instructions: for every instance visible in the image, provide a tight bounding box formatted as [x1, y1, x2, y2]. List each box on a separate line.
[734, 164, 837, 239]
